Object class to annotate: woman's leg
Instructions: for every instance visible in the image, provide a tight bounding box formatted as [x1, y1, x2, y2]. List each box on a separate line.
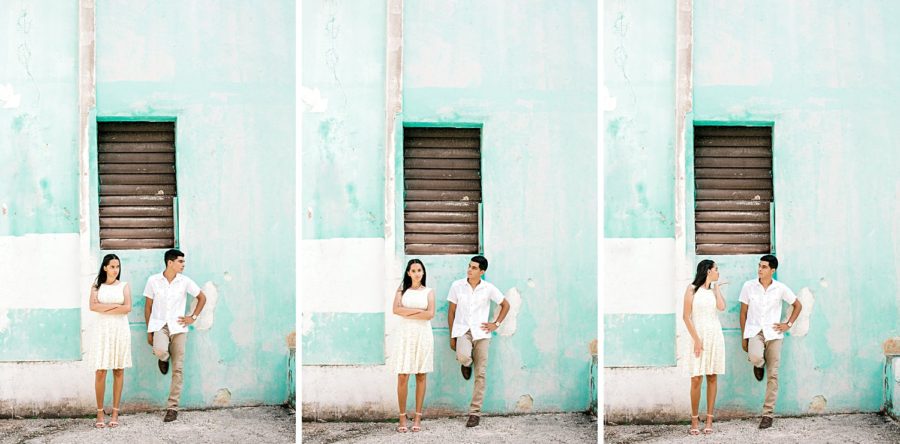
[705, 374, 718, 429]
[690, 376, 702, 430]
[112, 369, 124, 423]
[413, 373, 427, 429]
[397, 374, 409, 429]
[95, 370, 107, 423]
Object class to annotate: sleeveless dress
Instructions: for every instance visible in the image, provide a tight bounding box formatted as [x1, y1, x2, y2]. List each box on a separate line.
[392, 287, 434, 374]
[92, 281, 133, 370]
[686, 286, 725, 376]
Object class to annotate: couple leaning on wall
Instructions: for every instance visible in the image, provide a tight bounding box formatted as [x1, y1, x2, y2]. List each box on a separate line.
[391, 255, 511, 433]
[88, 249, 207, 428]
[682, 254, 803, 435]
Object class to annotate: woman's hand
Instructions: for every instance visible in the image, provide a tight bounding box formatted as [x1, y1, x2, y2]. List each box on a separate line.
[693, 340, 703, 357]
[742, 338, 749, 352]
[450, 338, 457, 351]
[147, 333, 154, 346]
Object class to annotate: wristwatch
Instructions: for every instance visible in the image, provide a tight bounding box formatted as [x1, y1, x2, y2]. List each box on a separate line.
[493, 321, 501, 328]
[786, 321, 792, 328]
[191, 314, 198, 321]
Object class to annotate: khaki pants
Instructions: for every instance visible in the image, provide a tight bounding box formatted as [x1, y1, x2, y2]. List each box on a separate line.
[747, 331, 782, 416]
[455, 330, 491, 416]
[152, 325, 187, 410]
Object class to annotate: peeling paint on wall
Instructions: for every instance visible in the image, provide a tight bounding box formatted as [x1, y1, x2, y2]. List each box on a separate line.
[0, 84, 21, 108]
[190, 282, 217, 330]
[787, 287, 815, 338]
[808, 395, 827, 414]
[515, 394, 534, 413]
[496, 287, 521, 337]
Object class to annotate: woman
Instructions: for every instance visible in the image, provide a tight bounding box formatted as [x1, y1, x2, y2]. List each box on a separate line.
[89, 254, 133, 428]
[682, 259, 726, 435]
[391, 259, 435, 433]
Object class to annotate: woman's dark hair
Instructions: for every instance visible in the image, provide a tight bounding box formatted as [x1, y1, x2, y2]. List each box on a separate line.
[401, 259, 427, 294]
[691, 259, 716, 291]
[94, 254, 122, 289]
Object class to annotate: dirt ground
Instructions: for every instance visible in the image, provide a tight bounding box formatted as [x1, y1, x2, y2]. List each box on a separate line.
[604, 413, 900, 443]
[0, 406, 295, 444]
[302, 412, 597, 443]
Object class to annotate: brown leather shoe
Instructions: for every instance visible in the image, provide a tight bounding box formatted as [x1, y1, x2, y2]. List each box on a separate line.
[753, 365, 764, 381]
[159, 359, 169, 375]
[465, 415, 480, 427]
[758, 415, 773, 429]
[163, 409, 178, 422]
[461, 365, 472, 380]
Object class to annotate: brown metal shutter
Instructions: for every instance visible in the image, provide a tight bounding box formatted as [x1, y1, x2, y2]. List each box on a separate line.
[694, 126, 772, 255]
[98, 122, 176, 250]
[403, 127, 481, 255]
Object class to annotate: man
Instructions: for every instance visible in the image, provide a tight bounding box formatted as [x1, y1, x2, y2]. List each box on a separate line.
[739, 254, 802, 429]
[447, 255, 511, 428]
[144, 249, 207, 422]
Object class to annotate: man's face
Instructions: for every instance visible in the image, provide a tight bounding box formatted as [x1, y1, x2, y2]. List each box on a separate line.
[757, 261, 774, 280]
[466, 261, 484, 280]
[167, 257, 186, 274]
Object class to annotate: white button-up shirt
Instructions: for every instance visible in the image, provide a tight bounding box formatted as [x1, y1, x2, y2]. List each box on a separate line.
[739, 278, 797, 341]
[144, 273, 201, 335]
[447, 278, 505, 341]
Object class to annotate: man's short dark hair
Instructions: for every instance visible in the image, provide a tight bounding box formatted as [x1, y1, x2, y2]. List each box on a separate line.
[470, 255, 488, 271]
[165, 249, 184, 266]
[760, 254, 778, 270]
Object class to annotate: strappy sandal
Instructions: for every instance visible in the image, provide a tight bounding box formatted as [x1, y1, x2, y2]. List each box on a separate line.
[689, 415, 700, 435]
[703, 414, 714, 434]
[95, 409, 106, 428]
[108, 408, 120, 428]
[411, 412, 422, 432]
[396, 412, 408, 433]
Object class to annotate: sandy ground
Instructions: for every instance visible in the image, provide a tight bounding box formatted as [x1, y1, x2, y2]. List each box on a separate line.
[0, 406, 295, 444]
[605, 413, 900, 443]
[302, 413, 597, 443]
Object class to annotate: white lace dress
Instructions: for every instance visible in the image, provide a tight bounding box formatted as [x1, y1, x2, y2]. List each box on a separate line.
[686, 286, 725, 376]
[392, 287, 434, 374]
[92, 281, 132, 370]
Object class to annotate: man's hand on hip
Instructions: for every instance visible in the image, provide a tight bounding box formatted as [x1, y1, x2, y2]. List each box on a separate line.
[177, 316, 195, 327]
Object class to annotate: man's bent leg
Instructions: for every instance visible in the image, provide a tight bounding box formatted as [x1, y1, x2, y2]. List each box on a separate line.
[455, 331, 474, 367]
[468, 337, 491, 416]
[762, 338, 782, 416]
[747, 332, 766, 368]
[166, 332, 187, 410]
[152, 326, 171, 361]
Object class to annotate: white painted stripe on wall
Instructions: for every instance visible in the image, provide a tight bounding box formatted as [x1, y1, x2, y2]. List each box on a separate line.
[604, 237, 677, 315]
[0, 361, 96, 407]
[0, 233, 81, 309]
[604, 366, 690, 420]
[301, 238, 387, 313]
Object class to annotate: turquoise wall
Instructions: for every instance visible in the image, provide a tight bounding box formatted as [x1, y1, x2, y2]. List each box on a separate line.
[93, 0, 295, 408]
[0, 1, 80, 237]
[301, 0, 386, 241]
[603, 0, 900, 416]
[0, 1, 81, 361]
[692, 0, 900, 414]
[403, 0, 597, 413]
[603, 0, 676, 239]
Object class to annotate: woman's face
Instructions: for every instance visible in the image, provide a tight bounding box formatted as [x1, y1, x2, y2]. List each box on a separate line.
[104, 259, 120, 280]
[407, 263, 424, 284]
[708, 264, 719, 281]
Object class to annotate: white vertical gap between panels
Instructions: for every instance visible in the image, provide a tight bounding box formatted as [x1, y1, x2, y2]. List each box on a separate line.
[674, 0, 693, 364]
[383, 0, 404, 352]
[78, 0, 97, 360]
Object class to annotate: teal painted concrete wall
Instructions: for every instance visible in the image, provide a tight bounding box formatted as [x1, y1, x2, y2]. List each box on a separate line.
[0, 1, 82, 361]
[1, 1, 294, 410]
[604, 314, 676, 367]
[0, 1, 80, 237]
[604, 1, 900, 416]
[301, 0, 386, 240]
[93, 0, 295, 408]
[603, 0, 676, 239]
[691, 0, 900, 414]
[403, 0, 597, 414]
[302, 313, 385, 365]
